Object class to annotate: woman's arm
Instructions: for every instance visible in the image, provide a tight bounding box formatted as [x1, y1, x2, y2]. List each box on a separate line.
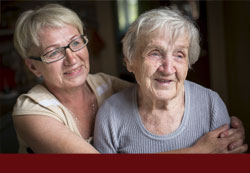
[162, 122, 248, 154]
[13, 115, 99, 153]
[14, 114, 247, 153]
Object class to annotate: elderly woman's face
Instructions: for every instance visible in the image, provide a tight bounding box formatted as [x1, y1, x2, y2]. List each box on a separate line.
[127, 30, 189, 101]
[28, 24, 89, 90]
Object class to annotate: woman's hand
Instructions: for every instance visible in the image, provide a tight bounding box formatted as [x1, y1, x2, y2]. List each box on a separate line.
[193, 124, 248, 153]
[219, 116, 248, 152]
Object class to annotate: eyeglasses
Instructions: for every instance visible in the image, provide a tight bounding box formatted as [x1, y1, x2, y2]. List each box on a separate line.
[28, 35, 88, 64]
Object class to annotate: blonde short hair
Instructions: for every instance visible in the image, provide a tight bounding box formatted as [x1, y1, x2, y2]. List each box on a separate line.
[14, 4, 84, 59]
[122, 7, 200, 68]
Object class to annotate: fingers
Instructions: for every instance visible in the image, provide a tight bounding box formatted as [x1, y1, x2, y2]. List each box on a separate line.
[228, 123, 245, 142]
[219, 125, 246, 152]
[228, 139, 244, 151]
[220, 130, 230, 138]
[226, 116, 245, 144]
[222, 131, 243, 145]
[227, 144, 248, 154]
[210, 124, 230, 138]
[220, 126, 243, 138]
[221, 128, 236, 137]
[230, 116, 242, 128]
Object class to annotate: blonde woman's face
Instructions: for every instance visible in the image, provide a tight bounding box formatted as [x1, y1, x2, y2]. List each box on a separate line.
[127, 30, 189, 101]
[28, 25, 90, 91]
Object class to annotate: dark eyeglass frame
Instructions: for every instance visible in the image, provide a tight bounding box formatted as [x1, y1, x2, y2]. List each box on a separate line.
[28, 35, 88, 64]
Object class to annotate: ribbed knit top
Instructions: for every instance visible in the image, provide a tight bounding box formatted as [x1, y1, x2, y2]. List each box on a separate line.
[94, 80, 230, 153]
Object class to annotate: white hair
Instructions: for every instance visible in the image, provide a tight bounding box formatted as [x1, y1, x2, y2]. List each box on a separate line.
[122, 7, 200, 68]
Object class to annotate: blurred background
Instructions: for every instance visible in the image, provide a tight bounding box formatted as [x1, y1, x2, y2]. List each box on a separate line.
[0, 0, 249, 153]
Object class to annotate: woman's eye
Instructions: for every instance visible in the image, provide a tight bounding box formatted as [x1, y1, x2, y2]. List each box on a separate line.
[175, 52, 185, 59]
[176, 54, 184, 58]
[48, 50, 60, 58]
[149, 51, 161, 57]
[72, 40, 81, 47]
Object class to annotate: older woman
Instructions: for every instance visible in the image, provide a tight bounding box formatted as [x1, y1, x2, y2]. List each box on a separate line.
[94, 7, 248, 153]
[13, 4, 246, 153]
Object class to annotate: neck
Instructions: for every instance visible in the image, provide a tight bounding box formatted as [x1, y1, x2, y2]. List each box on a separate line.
[137, 86, 185, 135]
[45, 83, 89, 105]
[137, 86, 185, 113]
[45, 82, 97, 139]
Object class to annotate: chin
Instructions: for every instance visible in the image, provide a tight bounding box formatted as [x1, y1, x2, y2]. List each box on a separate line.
[154, 91, 176, 100]
[160, 95, 176, 101]
[67, 75, 87, 87]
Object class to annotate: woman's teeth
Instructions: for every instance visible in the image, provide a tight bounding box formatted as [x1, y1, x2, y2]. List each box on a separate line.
[64, 66, 81, 74]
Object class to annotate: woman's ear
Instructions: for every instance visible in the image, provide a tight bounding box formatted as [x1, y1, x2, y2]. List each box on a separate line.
[24, 59, 42, 77]
[124, 58, 134, 73]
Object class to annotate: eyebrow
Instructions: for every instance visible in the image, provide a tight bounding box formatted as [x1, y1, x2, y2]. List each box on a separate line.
[143, 45, 163, 52]
[174, 46, 189, 55]
[142, 45, 164, 58]
[43, 35, 80, 54]
[174, 45, 189, 50]
[145, 43, 188, 49]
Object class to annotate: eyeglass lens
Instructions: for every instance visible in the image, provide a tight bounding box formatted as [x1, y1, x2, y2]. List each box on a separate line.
[44, 36, 87, 63]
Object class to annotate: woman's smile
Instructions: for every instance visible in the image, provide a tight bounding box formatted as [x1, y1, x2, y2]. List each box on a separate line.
[63, 65, 84, 76]
[154, 78, 174, 85]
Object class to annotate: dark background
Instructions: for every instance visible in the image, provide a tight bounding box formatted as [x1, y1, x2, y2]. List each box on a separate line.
[0, 0, 249, 153]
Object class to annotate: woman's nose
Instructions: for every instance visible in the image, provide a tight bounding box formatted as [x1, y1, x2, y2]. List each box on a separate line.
[64, 48, 77, 65]
[158, 57, 176, 74]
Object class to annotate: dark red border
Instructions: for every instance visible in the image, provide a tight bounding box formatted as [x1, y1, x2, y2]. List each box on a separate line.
[0, 154, 249, 172]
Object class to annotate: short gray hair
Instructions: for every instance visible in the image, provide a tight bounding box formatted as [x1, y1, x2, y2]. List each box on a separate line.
[122, 7, 200, 68]
[14, 4, 84, 59]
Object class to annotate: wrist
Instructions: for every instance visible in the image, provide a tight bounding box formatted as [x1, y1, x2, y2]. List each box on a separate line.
[191, 143, 210, 154]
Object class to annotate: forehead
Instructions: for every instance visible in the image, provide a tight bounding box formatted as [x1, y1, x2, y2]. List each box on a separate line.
[137, 29, 190, 50]
[38, 25, 79, 46]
